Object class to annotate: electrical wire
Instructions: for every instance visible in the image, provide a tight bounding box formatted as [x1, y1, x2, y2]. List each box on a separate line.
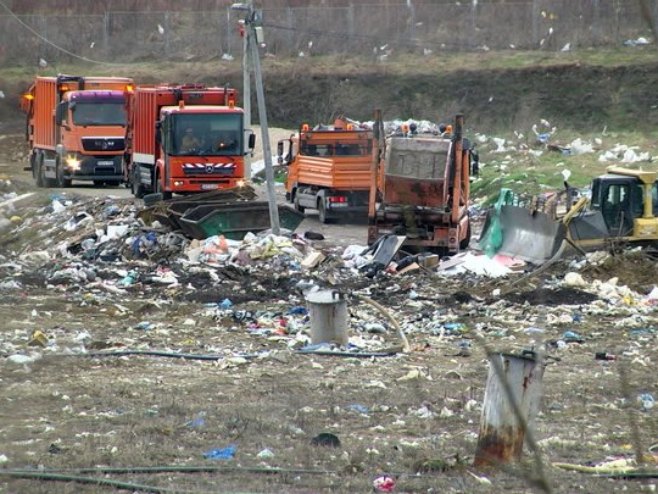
[0, 0, 124, 66]
[5, 465, 337, 476]
[0, 470, 189, 493]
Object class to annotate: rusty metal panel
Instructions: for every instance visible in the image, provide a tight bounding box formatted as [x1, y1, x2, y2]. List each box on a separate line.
[382, 137, 451, 207]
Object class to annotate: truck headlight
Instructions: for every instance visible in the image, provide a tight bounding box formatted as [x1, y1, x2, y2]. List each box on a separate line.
[65, 156, 81, 171]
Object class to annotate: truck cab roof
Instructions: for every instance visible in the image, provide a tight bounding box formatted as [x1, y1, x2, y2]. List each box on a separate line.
[67, 90, 126, 102]
[160, 105, 244, 115]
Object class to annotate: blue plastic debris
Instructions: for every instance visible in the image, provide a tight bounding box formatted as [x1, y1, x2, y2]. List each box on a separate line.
[219, 298, 233, 310]
[185, 417, 206, 428]
[135, 321, 154, 331]
[203, 444, 236, 460]
[131, 232, 157, 257]
[443, 322, 465, 334]
[562, 330, 583, 343]
[287, 306, 308, 316]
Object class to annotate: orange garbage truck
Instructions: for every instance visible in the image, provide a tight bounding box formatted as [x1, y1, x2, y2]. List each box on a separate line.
[125, 84, 255, 199]
[21, 75, 134, 187]
[277, 117, 374, 223]
[368, 112, 479, 254]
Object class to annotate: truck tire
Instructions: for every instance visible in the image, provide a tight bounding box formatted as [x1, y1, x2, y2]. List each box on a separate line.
[318, 199, 331, 224]
[154, 172, 172, 200]
[131, 166, 146, 199]
[35, 153, 45, 188]
[460, 219, 472, 250]
[38, 153, 57, 188]
[293, 191, 306, 213]
[30, 152, 37, 180]
[55, 158, 72, 188]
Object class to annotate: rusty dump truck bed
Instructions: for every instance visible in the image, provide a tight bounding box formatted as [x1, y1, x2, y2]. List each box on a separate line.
[381, 136, 453, 207]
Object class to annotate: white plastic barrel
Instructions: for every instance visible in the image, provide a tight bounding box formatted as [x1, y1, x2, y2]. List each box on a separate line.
[305, 290, 349, 345]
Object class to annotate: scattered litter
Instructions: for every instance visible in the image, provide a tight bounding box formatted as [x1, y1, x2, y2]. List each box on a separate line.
[347, 404, 369, 415]
[311, 432, 340, 448]
[639, 393, 655, 411]
[257, 448, 275, 459]
[373, 474, 396, 492]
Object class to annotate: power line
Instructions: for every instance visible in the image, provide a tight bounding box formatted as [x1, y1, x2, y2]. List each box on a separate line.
[0, 0, 123, 66]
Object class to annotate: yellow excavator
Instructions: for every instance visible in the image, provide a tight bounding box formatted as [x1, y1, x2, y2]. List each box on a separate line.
[479, 167, 658, 264]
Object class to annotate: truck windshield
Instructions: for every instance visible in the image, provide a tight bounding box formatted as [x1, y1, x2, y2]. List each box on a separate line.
[71, 102, 126, 126]
[300, 141, 371, 157]
[171, 113, 243, 156]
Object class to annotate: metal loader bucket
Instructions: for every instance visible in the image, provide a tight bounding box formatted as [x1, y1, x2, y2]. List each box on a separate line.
[479, 205, 566, 264]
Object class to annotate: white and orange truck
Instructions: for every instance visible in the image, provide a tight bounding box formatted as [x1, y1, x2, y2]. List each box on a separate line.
[21, 74, 134, 187]
[277, 117, 374, 223]
[124, 84, 255, 199]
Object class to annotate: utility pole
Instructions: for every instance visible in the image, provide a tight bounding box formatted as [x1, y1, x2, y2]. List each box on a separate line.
[240, 0, 252, 180]
[231, 3, 280, 234]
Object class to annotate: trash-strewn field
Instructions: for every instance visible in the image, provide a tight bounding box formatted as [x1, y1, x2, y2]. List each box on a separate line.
[2, 116, 658, 494]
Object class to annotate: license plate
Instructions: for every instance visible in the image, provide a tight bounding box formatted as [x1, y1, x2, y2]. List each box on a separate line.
[330, 203, 348, 208]
[201, 184, 219, 190]
[97, 161, 114, 166]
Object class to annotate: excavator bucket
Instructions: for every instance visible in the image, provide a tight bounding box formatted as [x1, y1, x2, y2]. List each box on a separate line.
[478, 205, 567, 264]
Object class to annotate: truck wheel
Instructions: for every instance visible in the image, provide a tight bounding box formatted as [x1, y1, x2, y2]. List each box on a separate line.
[30, 152, 37, 180]
[318, 200, 331, 224]
[459, 219, 472, 250]
[154, 173, 172, 200]
[35, 153, 45, 188]
[293, 191, 306, 213]
[55, 158, 72, 188]
[131, 166, 146, 198]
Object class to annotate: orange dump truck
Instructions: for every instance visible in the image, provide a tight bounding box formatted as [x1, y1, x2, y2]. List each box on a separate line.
[277, 118, 374, 223]
[21, 75, 134, 187]
[125, 84, 255, 199]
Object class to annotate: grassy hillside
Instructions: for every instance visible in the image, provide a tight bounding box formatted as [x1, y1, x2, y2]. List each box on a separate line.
[2, 47, 658, 131]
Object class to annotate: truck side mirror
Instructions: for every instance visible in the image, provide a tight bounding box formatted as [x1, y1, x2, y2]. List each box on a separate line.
[155, 121, 161, 144]
[248, 133, 256, 150]
[471, 150, 479, 177]
[55, 102, 65, 126]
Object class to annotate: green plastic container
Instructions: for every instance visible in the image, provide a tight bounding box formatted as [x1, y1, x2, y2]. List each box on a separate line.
[178, 201, 305, 240]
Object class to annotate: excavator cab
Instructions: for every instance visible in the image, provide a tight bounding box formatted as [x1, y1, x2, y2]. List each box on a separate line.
[591, 175, 643, 236]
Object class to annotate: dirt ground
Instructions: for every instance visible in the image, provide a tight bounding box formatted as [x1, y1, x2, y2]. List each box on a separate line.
[1, 131, 658, 494]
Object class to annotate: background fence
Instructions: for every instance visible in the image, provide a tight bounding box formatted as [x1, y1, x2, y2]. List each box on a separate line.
[0, 0, 656, 66]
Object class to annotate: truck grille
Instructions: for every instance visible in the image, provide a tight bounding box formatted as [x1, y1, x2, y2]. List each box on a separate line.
[82, 137, 125, 152]
[182, 162, 236, 175]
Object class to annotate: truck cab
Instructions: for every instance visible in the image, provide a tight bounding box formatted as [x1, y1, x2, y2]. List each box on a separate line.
[54, 88, 128, 185]
[22, 75, 134, 188]
[127, 85, 255, 199]
[278, 118, 374, 223]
